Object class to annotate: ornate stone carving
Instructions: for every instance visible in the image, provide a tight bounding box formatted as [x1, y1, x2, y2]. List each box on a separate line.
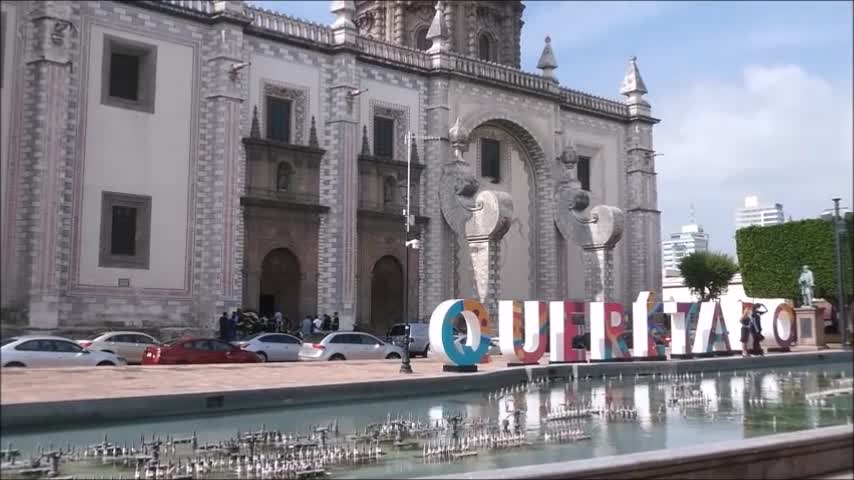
[262, 82, 308, 145]
[554, 143, 624, 301]
[371, 102, 409, 161]
[309, 116, 319, 148]
[361, 125, 371, 155]
[250, 105, 261, 138]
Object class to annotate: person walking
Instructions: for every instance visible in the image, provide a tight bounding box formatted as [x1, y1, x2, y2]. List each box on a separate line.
[331, 312, 340, 331]
[750, 303, 767, 356]
[322, 314, 331, 332]
[218, 312, 230, 341]
[313, 314, 323, 333]
[274, 312, 284, 333]
[301, 315, 313, 337]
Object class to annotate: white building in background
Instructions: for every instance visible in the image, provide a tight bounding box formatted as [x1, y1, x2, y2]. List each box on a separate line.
[662, 223, 709, 275]
[735, 195, 785, 229]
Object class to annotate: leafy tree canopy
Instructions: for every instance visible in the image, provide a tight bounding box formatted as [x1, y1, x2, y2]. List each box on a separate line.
[678, 251, 739, 302]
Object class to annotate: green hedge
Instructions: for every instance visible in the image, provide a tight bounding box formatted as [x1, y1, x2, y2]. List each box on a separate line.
[736, 218, 853, 302]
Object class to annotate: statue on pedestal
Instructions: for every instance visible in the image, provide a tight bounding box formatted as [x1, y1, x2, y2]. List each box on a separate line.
[798, 265, 815, 307]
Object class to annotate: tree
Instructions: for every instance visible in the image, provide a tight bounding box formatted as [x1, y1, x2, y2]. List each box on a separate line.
[736, 218, 853, 304]
[678, 251, 739, 302]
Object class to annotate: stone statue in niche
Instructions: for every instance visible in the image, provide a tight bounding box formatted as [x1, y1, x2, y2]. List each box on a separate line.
[276, 162, 293, 191]
[799, 265, 815, 307]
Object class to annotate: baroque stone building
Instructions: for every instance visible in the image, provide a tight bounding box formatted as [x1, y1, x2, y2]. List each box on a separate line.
[0, 0, 662, 336]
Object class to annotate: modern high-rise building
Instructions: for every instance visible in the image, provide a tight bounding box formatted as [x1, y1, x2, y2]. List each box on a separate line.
[735, 196, 785, 230]
[662, 223, 709, 274]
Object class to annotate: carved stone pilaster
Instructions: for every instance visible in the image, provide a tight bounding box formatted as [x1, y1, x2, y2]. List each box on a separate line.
[466, 189, 512, 319]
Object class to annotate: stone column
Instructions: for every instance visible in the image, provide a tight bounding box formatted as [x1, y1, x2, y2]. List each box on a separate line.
[320, 2, 360, 329]
[582, 246, 615, 302]
[15, 1, 73, 328]
[466, 189, 512, 319]
[194, 1, 250, 324]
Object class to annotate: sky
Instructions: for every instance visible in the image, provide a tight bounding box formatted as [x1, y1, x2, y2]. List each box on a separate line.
[251, 0, 853, 256]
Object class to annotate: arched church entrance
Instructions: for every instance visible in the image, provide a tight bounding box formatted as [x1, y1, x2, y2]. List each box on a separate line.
[469, 119, 547, 301]
[370, 255, 403, 335]
[259, 248, 300, 322]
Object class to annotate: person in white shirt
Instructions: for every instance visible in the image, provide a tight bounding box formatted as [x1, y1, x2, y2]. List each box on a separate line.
[313, 315, 323, 332]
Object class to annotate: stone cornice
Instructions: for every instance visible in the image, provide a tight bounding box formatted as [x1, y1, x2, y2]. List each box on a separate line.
[240, 196, 329, 213]
[357, 154, 426, 172]
[148, 1, 646, 122]
[242, 137, 326, 157]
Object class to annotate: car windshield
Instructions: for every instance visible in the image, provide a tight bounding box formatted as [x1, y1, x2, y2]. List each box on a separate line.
[1, 338, 18, 347]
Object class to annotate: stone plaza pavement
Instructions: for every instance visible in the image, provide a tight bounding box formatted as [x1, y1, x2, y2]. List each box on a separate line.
[0, 356, 512, 405]
[2, 349, 848, 406]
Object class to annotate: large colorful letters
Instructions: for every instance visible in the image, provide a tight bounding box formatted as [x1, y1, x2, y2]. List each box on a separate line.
[548, 301, 586, 363]
[498, 301, 549, 364]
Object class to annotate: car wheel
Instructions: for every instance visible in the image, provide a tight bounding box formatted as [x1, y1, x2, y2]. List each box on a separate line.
[329, 354, 345, 361]
[4, 362, 25, 368]
[386, 353, 401, 360]
[257, 352, 268, 362]
[97, 361, 116, 366]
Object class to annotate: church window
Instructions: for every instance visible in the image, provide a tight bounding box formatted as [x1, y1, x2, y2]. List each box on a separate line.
[266, 96, 292, 143]
[577, 156, 591, 192]
[383, 176, 398, 205]
[374, 116, 394, 158]
[481, 138, 500, 182]
[99, 192, 151, 269]
[276, 162, 293, 191]
[478, 34, 492, 62]
[101, 34, 157, 114]
[415, 27, 430, 50]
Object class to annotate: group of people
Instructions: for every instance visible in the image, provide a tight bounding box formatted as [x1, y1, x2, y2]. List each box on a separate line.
[740, 303, 766, 357]
[218, 309, 342, 342]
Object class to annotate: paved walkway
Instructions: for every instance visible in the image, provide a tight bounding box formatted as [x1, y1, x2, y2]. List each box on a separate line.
[0, 356, 511, 405]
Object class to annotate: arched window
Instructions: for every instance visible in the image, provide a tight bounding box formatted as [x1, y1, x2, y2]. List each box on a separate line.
[383, 176, 398, 205]
[415, 27, 431, 51]
[478, 34, 492, 61]
[276, 162, 294, 191]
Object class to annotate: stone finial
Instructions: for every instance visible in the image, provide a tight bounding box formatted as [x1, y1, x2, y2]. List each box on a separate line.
[309, 116, 319, 148]
[361, 125, 371, 156]
[426, 1, 447, 54]
[620, 56, 649, 105]
[537, 36, 558, 82]
[330, 0, 356, 29]
[213, 0, 246, 16]
[448, 117, 470, 157]
[250, 105, 261, 138]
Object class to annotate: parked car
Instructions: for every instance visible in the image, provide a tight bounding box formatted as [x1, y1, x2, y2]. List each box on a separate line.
[142, 337, 259, 365]
[1, 335, 127, 368]
[298, 332, 404, 361]
[386, 323, 429, 357]
[77, 331, 159, 364]
[234, 333, 302, 362]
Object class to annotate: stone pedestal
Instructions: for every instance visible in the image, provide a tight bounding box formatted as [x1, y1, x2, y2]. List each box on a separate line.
[795, 306, 826, 349]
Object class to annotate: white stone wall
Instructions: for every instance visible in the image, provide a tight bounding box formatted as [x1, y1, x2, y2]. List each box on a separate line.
[78, 24, 194, 290]
[0, 2, 20, 309]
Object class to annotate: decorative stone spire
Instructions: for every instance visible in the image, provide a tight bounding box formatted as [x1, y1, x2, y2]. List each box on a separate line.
[250, 105, 261, 138]
[536, 36, 558, 82]
[448, 117, 470, 159]
[409, 137, 420, 163]
[426, 1, 447, 54]
[361, 125, 371, 156]
[330, 0, 356, 29]
[619, 56, 649, 106]
[309, 116, 319, 148]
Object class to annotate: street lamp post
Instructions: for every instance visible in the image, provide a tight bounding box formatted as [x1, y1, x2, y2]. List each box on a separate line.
[832, 198, 848, 347]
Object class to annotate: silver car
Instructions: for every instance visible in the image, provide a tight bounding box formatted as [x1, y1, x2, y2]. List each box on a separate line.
[386, 323, 430, 357]
[234, 333, 302, 362]
[298, 332, 404, 361]
[1, 335, 127, 368]
[77, 331, 159, 364]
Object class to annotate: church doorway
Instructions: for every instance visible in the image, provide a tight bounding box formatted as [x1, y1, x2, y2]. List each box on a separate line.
[370, 255, 403, 335]
[259, 248, 300, 322]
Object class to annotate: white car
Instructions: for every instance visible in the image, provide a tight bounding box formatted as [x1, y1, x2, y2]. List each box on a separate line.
[234, 333, 302, 362]
[1, 335, 127, 368]
[298, 332, 404, 361]
[77, 331, 159, 364]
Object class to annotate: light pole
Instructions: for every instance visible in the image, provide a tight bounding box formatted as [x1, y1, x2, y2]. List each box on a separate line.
[832, 198, 848, 347]
[399, 131, 439, 374]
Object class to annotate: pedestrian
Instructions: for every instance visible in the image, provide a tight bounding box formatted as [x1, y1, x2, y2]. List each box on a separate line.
[302, 315, 313, 337]
[313, 314, 323, 333]
[739, 305, 751, 357]
[352, 322, 360, 332]
[331, 312, 340, 331]
[218, 312, 229, 341]
[750, 303, 767, 356]
[274, 312, 284, 332]
[322, 314, 331, 331]
[282, 315, 290, 333]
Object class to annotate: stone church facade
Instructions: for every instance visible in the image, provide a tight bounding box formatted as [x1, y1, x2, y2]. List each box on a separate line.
[0, 0, 661, 337]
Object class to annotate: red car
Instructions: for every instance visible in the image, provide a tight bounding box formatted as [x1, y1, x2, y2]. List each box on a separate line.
[142, 337, 260, 365]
